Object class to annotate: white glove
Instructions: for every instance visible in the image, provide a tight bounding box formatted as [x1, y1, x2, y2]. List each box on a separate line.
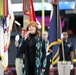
[61, 33, 63, 39]
[15, 34, 20, 41]
[70, 64, 73, 70]
[50, 64, 53, 69]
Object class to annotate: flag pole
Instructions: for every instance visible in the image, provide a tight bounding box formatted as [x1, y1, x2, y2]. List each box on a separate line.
[57, 1, 66, 64]
[42, 0, 45, 32]
[60, 17, 66, 64]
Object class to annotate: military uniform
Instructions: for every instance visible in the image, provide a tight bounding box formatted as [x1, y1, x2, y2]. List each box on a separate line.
[59, 41, 73, 61]
[58, 41, 74, 75]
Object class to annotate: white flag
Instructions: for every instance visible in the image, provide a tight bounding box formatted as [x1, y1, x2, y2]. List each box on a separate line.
[0, 21, 5, 69]
[8, 0, 14, 31]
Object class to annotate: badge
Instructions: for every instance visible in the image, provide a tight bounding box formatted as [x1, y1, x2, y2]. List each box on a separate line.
[67, 44, 71, 48]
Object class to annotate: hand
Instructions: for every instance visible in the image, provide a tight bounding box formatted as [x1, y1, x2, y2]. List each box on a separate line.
[24, 31, 29, 38]
[61, 33, 63, 39]
[15, 34, 20, 41]
[50, 64, 53, 69]
[42, 69, 45, 72]
[70, 64, 73, 70]
[15, 41, 19, 47]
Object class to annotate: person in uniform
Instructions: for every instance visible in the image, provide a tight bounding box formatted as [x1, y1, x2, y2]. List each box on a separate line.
[58, 31, 74, 75]
[59, 32, 74, 63]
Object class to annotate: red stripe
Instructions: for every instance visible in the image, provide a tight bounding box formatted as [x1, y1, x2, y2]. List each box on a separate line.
[22, 0, 24, 13]
[4, 0, 8, 17]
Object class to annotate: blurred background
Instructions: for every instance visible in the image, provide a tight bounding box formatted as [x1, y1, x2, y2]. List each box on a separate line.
[8, 0, 76, 67]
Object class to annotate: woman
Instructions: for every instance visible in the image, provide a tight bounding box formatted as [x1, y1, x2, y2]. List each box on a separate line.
[18, 22, 47, 75]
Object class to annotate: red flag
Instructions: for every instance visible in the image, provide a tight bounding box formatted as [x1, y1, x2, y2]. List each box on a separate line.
[22, 0, 36, 28]
[29, 0, 36, 22]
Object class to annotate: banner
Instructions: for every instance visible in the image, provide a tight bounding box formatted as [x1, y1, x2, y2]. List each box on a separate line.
[48, 2, 62, 65]
[23, 0, 30, 28]
[29, 0, 36, 22]
[8, 0, 14, 31]
[1, 18, 8, 69]
[23, 0, 36, 28]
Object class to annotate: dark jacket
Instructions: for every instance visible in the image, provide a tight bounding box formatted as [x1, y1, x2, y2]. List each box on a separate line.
[59, 41, 73, 61]
[18, 36, 47, 75]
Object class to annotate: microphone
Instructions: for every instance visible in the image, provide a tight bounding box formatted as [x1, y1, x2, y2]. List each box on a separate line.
[24, 31, 30, 40]
[15, 34, 20, 41]
[27, 31, 30, 35]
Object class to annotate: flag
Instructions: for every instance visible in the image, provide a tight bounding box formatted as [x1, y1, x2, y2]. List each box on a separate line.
[0, 0, 14, 69]
[2, 0, 15, 68]
[2, 18, 8, 69]
[29, 0, 36, 22]
[0, 0, 8, 18]
[23, 0, 36, 28]
[0, 0, 4, 17]
[5, 0, 14, 50]
[4, 0, 14, 69]
[23, 15, 29, 28]
[0, 18, 8, 70]
[7, 0, 14, 46]
[23, 0, 30, 28]
[48, 2, 62, 65]
[0, 18, 4, 69]
[23, 0, 30, 15]
[8, 0, 14, 31]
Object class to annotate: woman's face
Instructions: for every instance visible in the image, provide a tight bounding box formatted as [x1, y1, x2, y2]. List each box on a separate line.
[28, 26, 36, 34]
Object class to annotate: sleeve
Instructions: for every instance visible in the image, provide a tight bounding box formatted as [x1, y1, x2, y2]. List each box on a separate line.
[70, 43, 74, 51]
[70, 43, 74, 63]
[41, 39, 47, 69]
[18, 39, 27, 54]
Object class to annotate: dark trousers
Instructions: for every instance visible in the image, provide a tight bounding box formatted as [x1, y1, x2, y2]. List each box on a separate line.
[44, 54, 51, 75]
